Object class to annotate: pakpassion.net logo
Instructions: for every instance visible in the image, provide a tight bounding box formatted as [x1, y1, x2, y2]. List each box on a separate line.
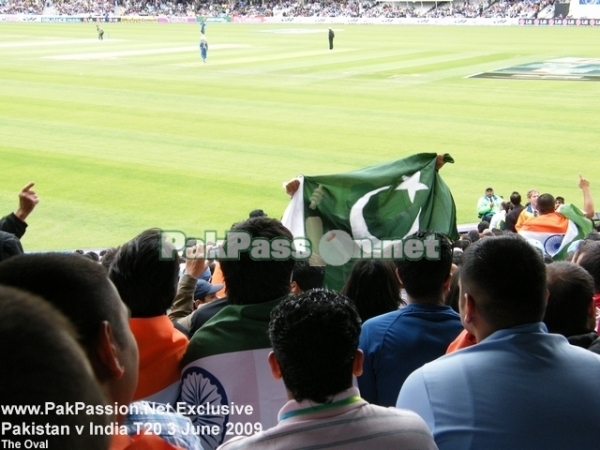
[159, 230, 441, 266]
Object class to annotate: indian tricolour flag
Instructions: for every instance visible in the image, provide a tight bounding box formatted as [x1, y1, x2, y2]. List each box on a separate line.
[282, 153, 459, 291]
[179, 298, 288, 450]
[518, 204, 592, 260]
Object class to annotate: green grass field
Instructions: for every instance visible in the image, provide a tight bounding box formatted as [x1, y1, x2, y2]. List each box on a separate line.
[1, 22, 599, 251]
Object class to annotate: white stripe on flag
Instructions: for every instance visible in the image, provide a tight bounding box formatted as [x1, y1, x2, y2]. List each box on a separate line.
[281, 176, 306, 238]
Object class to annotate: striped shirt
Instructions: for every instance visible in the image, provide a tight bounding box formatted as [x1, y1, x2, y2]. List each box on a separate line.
[217, 387, 437, 450]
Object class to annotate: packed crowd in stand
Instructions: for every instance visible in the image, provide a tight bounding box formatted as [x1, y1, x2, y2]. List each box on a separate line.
[2, 164, 600, 450]
[0, 0, 554, 18]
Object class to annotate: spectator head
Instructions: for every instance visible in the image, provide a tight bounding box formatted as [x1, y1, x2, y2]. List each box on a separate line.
[527, 189, 540, 209]
[193, 279, 223, 307]
[576, 242, 600, 294]
[485, 187, 494, 198]
[445, 266, 461, 313]
[454, 239, 471, 251]
[544, 262, 595, 336]
[0, 253, 139, 422]
[467, 230, 480, 243]
[0, 285, 110, 450]
[249, 209, 267, 218]
[341, 259, 403, 322]
[109, 228, 180, 318]
[510, 191, 522, 207]
[220, 217, 294, 305]
[478, 221, 490, 234]
[584, 232, 600, 242]
[291, 261, 325, 294]
[460, 235, 547, 339]
[537, 194, 556, 215]
[84, 251, 100, 262]
[395, 231, 453, 301]
[555, 196, 565, 207]
[268, 289, 362, 404]
[0, 231, 23, 262]
[100, 246, 119, 272]
[452, 248, 464, 266]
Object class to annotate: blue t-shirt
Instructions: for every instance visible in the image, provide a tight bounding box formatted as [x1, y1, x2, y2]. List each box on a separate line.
[358, 303, 463, 407]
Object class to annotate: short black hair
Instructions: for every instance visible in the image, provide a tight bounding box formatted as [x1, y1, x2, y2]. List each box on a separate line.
[341, 259, 403, 322]
[477, 221, 490, 233]
[0, 253, 129, 353]
[100, 246, 119, 272]
[249, 209, 267, 218]
[269, 289, 361, 403]
[467, 230, 480, 243]
[584, 233, 600, 242]
[510, 192, 522, 206]
[460, 235, 547, 330]
[454, 239, 471, 251]
[292, 261, 325, 292]
[109, 228, 180, 317]
[0, 285, 110, 449]
[395, 230, 453, 299]
[578, 242, 600, 293]
[544, 262, 594, 336]
[220, 217, 294, 305]
[537, 194, 556, 215]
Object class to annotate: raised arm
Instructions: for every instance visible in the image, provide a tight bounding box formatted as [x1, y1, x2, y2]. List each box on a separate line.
[579, 174, 595, 219]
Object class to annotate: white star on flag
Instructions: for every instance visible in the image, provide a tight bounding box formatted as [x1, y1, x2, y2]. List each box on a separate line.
[398, 171, 428, 203]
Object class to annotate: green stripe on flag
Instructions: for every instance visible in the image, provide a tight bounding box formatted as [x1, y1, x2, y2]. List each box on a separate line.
[554, 204, 593, 261]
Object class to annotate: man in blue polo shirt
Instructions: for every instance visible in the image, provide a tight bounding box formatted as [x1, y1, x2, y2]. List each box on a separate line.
[397, 235, 600, 450]
[358, 230, 463, 407]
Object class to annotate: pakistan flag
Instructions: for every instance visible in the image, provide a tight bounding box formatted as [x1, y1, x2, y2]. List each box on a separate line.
[281, 153, 458, 291]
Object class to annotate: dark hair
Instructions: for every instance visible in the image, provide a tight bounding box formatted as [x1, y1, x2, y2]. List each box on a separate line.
[452, 249, 463, 266]
[269, 289, 361, 403]
[341, 260, 403, 322]
[0, 253, 129, 353]
[537, 194, 556, 215]
[555, 196, 565, 204]
[84, 251, 100, 262]
[454, 239, 471, 251]
[109, 228, 180, 317]
[100, 246, 119, 272]
[467, 230, 480, 243]
[510, 192, 522, 206]
[577, 242, 600, 293]
[460, 235, 547, 330]
[445, 267, 461, 313]
[292, 261, 325, 292]
[220, 217, 294, 305]
[249, 209, 267, 218]
[584, 233, 600, 242]
[544, 262, 594, 336]
[395, 231, 453, 299]
[0, 285, 110, 449]
[477, 221, 490, 233]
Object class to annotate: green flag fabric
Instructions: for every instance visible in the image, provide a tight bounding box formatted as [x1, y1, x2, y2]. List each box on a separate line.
[281, 153, 458, 291]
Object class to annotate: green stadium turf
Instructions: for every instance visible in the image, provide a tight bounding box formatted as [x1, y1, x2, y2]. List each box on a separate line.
[1, 22, 599, 251]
